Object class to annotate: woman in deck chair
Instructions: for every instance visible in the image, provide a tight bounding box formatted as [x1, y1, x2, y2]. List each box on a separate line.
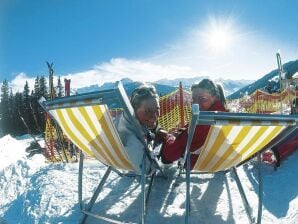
[270, 98, 298, 167]
[161, 78, 228, 169]
[115, 84, 168, 173]
[290, 98, 298, 115]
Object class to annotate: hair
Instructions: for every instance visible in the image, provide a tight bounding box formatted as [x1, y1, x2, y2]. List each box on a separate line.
[293, 98, 298, 107]
[291, 98, 298, 115]
[191, 78, 226, 106]
[216, 83, 227, 107]
[130, 84, 159, 110]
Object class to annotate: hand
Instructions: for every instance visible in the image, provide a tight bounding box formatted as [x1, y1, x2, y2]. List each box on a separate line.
[170, 127, 187, 137]
[155, 129, 169, 142]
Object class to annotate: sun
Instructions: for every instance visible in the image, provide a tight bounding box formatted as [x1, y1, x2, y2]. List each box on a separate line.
[205, 17, 235, 52]
[208, 28, 231, 51]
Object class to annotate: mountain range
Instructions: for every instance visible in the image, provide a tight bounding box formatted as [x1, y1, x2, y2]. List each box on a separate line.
[75, 77, 254, 98]
[228, 59, 298, 99]
[75, 78, 177, 97]
[75, 60, 298, 99]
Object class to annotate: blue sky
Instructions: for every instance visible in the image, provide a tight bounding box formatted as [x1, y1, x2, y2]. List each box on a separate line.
[1, 0, 298, 91]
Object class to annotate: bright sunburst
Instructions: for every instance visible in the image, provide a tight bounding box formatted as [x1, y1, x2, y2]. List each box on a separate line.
[205, 17, 235, 52]
[208, 28, 231, 51]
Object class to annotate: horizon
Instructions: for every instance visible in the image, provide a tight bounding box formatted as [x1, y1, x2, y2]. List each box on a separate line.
[1, 1, 298, 92]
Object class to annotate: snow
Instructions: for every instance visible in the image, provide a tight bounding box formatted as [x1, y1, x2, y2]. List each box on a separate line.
[0, 134, 297, 224]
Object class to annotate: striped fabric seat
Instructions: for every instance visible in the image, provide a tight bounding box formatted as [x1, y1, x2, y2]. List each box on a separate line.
[183, 104, 298, 224]
[49, 104, 135, 171]
[193, 124, 285, 172]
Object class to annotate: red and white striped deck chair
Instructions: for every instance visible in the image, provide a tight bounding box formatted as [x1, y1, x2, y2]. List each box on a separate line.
[39, 81, 166, 224]
[183, 104, 298, 224]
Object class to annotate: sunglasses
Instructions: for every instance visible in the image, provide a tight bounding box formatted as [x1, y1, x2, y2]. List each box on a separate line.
[131, 86, 156, 104]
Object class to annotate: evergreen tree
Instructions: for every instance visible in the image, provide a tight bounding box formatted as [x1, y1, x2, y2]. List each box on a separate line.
[32, 76, 43, 132]
[14, 92, 26, 135]
[39, 76, 48, 99]
[34, 76, 40, 97]
[23, 81, 30, 108]
[37, 76, 48, 132]
[30, 89, 42, 133]
[22, 81, 34, 132]
[8, 89, 18, 134]
[0, 80, 10, 134]
[56, 76, 64, 98]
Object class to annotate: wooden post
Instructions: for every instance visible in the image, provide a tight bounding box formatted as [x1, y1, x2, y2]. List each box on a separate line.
[64, 78, 71, 96]
[179, 82, 185, 127]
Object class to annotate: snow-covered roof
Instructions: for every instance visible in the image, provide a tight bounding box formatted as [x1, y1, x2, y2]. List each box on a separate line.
[292, 71, 298, 79]
[269, 75, 279, 82]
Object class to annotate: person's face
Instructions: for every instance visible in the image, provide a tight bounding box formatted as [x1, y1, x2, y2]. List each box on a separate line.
[135, 97, 160, 129]
[192, 88, 217, 111]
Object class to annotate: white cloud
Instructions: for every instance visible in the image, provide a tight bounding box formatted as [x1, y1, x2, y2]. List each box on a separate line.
[64, 58, 198, 89]
[7, 59, 198, 93]
[8, 73, 65, 94]
[7, 16, 298, 93]
[10, 73, 35, 93]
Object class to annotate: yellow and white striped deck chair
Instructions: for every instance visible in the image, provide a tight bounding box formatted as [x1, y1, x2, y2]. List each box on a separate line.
[183, 104, 298, 224]
[39, 81, 166, 224]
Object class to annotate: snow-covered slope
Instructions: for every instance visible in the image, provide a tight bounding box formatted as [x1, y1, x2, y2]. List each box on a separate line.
[0, 135, 297, 224]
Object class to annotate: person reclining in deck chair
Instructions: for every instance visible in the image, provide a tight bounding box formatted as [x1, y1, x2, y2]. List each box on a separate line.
[270, 98, 298, 167]
[290, 98, 298, 115]
[160, 78, 229, 170]
[115, 84, 168, 173]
